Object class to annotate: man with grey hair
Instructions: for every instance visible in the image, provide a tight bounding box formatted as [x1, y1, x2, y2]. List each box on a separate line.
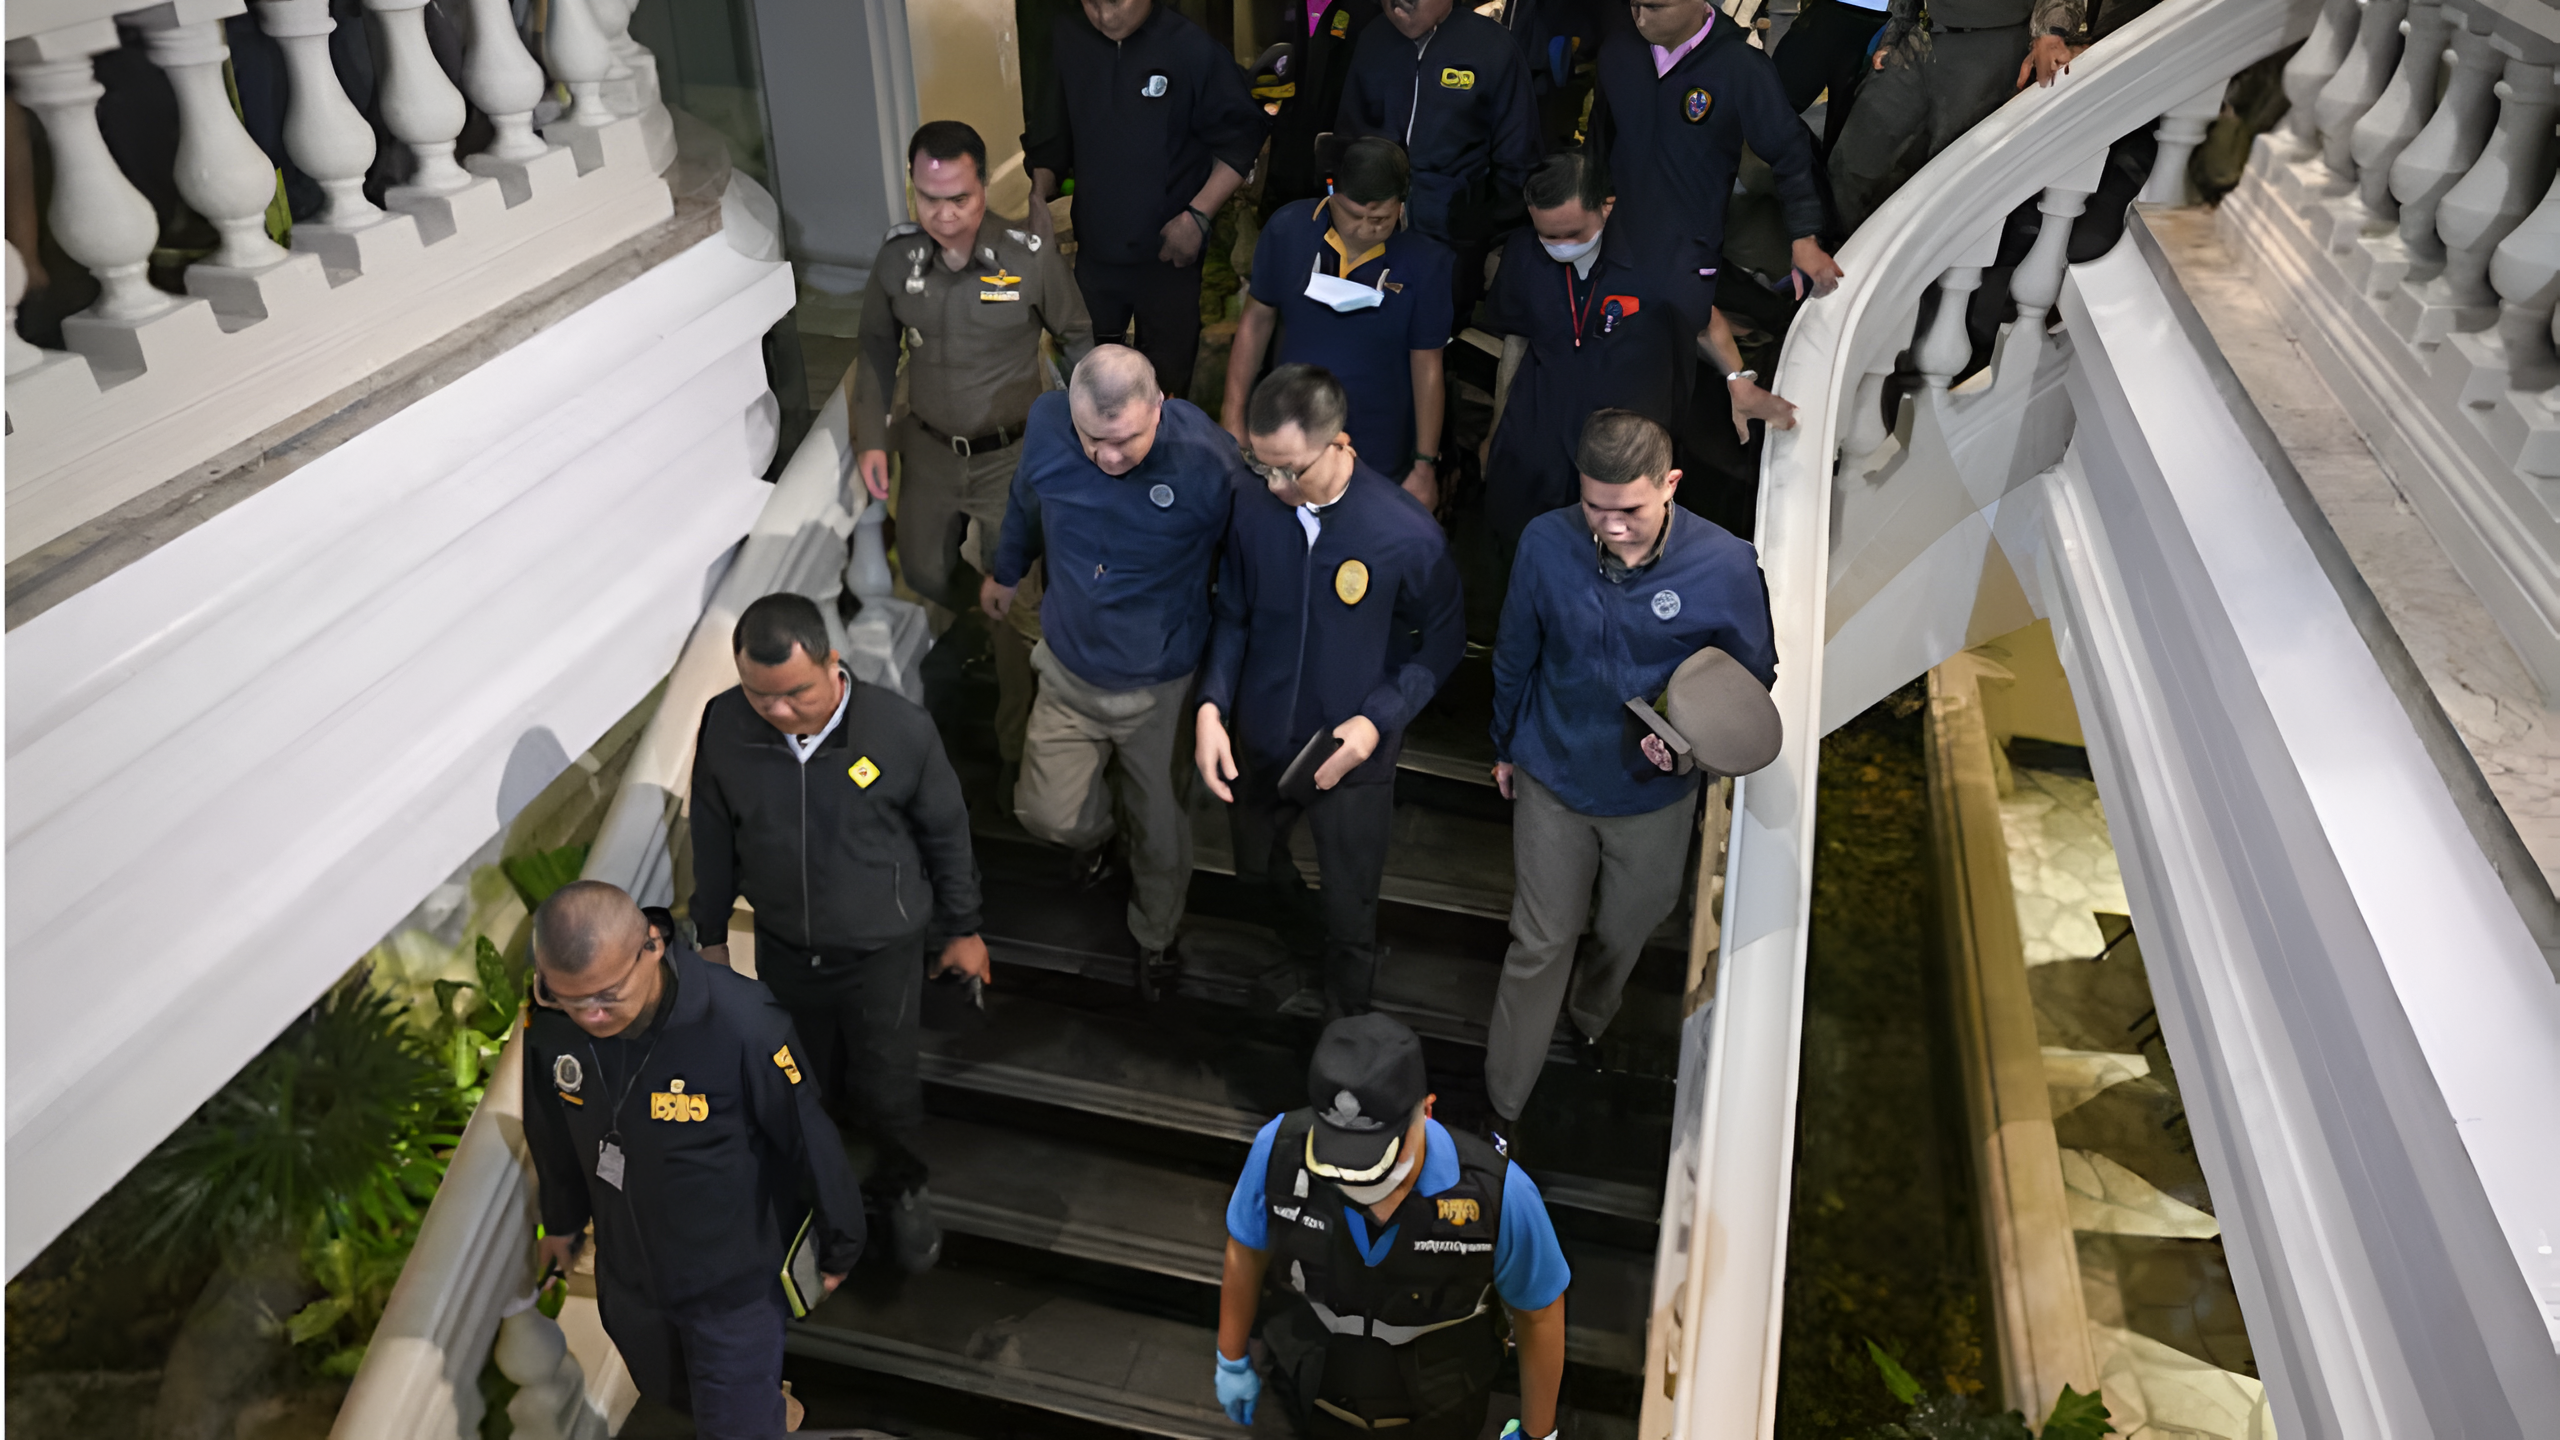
[985, 343, 1245, 996]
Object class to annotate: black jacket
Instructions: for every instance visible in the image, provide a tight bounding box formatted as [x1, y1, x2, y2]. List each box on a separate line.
[1023, 3, 1268, 266]
[1263, 0, 1385, 217]
[523, 946, 867, 1308]
[689, 679, 982, 951]
[1335, 10, 1542, 249]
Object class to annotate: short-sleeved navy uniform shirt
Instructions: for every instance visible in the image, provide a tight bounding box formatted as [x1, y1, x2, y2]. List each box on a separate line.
[1249, 198, 1455, 472]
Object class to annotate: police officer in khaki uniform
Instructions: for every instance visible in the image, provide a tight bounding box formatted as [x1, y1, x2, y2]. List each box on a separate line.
[852, 120, 1096, 775]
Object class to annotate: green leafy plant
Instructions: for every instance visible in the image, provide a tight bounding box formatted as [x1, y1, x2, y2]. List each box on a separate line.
[431, 935, 527, 1100]
[1855, 1341, 2113, 1440]
[500, 842, 589, 910]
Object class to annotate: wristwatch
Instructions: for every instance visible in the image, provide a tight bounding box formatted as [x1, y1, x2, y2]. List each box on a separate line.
[1413, 451, 1442, 466]
[1185, 205, 1213, 238]
[1725, 369, 1757, 384]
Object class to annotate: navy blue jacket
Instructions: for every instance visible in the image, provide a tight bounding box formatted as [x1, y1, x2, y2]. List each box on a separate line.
[1480, 222, 1689, 546]
[1491, 506, 1777, 816]
[994, 392, 1241, 690]
[1590, 5, 1823, 324]
[1199, 461, 1465, 784]
[1024, 4, 1268, 266]
[1336, 9, 1542, 248]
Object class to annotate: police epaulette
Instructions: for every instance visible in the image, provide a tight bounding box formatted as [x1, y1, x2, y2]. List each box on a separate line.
[883, 221, 923, 242]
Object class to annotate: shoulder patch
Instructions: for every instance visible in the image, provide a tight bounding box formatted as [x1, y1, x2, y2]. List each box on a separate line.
[884, 221, 922, 242]
[773, 1044, 802, 1084]
[1006, 227, 1045, 253]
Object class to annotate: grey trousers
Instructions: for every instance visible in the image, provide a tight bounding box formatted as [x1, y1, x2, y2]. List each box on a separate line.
[1828, 26, 2034, 232]
[893, 415, 1023, 613]
[1015, 641, 1194, 951]
[1483, 772, 1698, 1122]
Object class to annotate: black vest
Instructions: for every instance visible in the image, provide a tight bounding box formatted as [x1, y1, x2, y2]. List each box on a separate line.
[1260, 1111, 1508, 1427]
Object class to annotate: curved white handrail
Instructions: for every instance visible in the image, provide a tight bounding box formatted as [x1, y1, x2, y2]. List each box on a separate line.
[1647, 4, 2316, 1436]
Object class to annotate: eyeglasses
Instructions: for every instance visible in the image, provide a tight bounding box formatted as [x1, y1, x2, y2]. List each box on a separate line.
[1242, 436, 1345, 488]
[536, 935, 659, 1011]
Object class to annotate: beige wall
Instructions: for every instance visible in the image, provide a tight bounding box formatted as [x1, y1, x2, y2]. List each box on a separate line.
[910, 0, 1034, 218]
[1975, 618, 2088, 749]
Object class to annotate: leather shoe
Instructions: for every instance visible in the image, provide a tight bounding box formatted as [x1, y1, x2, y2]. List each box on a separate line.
[890, 1187, 943, 1274]
[1135, 941, 1182, 1003]
[1066, 843, 1119, 891]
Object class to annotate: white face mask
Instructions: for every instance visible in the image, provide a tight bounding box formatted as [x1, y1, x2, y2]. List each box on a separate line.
[1540, 232, 1602, 265]
[1336, 1153, 1417, 1206]
[1306, 254, 1385, 313]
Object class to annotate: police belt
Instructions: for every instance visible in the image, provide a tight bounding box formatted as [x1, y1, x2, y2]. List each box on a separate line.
[917, 416, 1026, 457]
[1928, 19, 2028, 32]
[1295, 1283, 1493, 1347]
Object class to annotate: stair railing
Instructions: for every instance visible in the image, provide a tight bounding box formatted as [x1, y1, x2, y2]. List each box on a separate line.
[1640, 3, 2317, 1435]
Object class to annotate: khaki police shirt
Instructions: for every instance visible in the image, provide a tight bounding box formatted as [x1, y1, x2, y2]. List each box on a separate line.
[849, 213, 1095, 454]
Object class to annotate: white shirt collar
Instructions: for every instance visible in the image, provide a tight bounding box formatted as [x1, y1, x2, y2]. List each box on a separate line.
[783, 669, 852, 764]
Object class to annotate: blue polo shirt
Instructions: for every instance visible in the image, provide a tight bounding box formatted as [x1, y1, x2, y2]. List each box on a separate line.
[1225, 1116, 1572, 1312]
[1249, 198, 1454, 472]
[992, 392, 1242, 690]
[1491, 505, 1778, 816]
[1197, 459, 1464, 783]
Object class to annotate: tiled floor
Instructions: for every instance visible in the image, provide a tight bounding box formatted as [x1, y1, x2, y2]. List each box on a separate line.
[1998, 767, 2132, 965]
[2149, 206, 2560, 893]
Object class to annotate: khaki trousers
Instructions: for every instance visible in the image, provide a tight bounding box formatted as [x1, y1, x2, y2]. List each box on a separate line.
[1015, 641, 1194, 951]
[1483, 771, 1697, 1121]
[893, 415, 1022, 614]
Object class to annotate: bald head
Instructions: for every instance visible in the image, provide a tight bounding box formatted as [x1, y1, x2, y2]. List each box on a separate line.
[1069, 344, 1160, 420]
[533, 879, 648, 976]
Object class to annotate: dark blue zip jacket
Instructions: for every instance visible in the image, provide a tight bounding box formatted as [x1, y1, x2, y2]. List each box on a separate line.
[1335, 8, 1542, 248]
[993, 392, 1242, 691]
[1198, 460, 1464, 783]
[1491, 505, 1777, 816]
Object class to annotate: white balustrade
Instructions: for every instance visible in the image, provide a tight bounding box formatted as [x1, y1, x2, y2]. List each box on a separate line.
[364, 0, 476, 203]
[2314, 0, 2408, 187]
[5, 25, 176, 325]
[586, 0, 640, 113]
[2141, 80, 2226, 206]
[133, 5, 289, 274]
[1842, 366, 1892, 460]
[2343, 0, 2449, 230]
[8, 241, 45, 375]
[2280, 0, 2364, 158]
[2388, 17, 2503, 277]
[493, 1308, 601, 1440]
[459, 0, 550, 164]
[2012, 185, 2095, 322]
[2485, 170, 2560, 387]
[2414, 55, 2558, 329]
[253, 0, 381, 228]
[544, 0, 614, 131]
[1914, 268, 1985, 391]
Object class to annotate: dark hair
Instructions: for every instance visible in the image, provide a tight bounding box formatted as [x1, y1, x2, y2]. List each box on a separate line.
[734, 592, 833, 667]
[1576, 408, 1673, 487]
[533, 880, 643, 975]
[641, 905, 676, 943]
[1248, 364, 1350, 444]
[1335, 136, 1411, 205]
[908, 119, 988, 182]
[1524, 150, 1608, 214]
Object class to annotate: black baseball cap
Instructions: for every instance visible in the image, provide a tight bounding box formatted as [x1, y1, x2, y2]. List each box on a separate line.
[1304, 1014, 1429, 1181]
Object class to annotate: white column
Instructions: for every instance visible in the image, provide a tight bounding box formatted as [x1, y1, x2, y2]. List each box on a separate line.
[2314, 0, 2409, 188]
[2487, 169, 2560, 386]
[2280, 0, 2365, 159]
[459, 0, 550, 163]
[5, 28, 176, 323]
[2389, 18, 2503, 276]
[252, 0, 383, 228]
[2011, 186, 2093, 323]
[8, 240, 46, 375]
[133, 6, 291, 274]
[1914, 268, 1985, 392]
[2429, 55, 2559, 311]
[544, 0, 615, 130]
[2347, 0, 2450, 225]
[364, 0, 473, 193]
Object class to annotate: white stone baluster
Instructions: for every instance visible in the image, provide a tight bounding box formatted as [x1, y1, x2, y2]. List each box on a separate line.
[2314, 0, 2408, 189]
[2280, 0, 2365, 161]
[2140, 81, 2227, 207]
[134, 5, 290, 274]
[1914, 268, 1985, 392]
[253, 0, 378, 227]
[1842, 366, 1892, 462]
[2484, 169, 2560, 388]
[5, 27, 175, 325]
[544, 0, 615, 131]
[2343, 0, 2450, 231]
[8, 240, 46, 375]
[493, 1309, 594, 1440]
[2011, 187, 2093, 324]
[364, 0, 506, 242]
[2413, 54, 2560, 336]
[460, 0, 550, 163]
[2388, 17, 2503, 280]
[585, 0, 640, 114]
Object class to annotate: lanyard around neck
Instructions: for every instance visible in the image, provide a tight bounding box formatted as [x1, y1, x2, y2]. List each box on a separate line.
[1564, 261, 1600, 348]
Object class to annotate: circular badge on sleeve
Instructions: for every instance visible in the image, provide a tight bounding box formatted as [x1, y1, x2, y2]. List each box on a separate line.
[1651, 588, 1682, 620]
[1149, 483, 1176, 508]
[553, 1054, 583, 1092]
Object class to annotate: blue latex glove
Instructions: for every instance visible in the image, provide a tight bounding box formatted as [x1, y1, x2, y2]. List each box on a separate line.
[1215, 1349, 1259, 1425]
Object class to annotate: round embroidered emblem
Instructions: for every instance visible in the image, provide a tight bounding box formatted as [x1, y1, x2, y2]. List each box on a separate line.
[1683, 87, 1712, 123]
[553, 1054, 583, 1092]
[1651, 588, 1682, 620]
[1335, 559, 1371, 605]
[1149, 483, 1176, 508]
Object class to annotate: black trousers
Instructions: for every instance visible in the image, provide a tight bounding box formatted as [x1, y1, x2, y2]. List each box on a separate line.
[1775, 0, 1888, 155]
[756, 927, 929, 1194]
[1076, 254, 1206, 402]
[1228, 766, 1396, 1014]
[600, 1276, 790, 1439]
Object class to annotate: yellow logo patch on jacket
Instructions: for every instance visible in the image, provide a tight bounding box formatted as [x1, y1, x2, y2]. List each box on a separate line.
[1436, 1197, 1481, 1225]
[774, 1045, 802, 1084]
[1335, 559, 1370, 605]
[850, 757, 880, 788]
[651, 1091, 711, 1122]
[1440, 67, 1474, 90]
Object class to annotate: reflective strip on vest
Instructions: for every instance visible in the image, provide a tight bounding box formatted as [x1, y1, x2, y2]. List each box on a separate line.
[1297, 1279, 1493, 1345]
